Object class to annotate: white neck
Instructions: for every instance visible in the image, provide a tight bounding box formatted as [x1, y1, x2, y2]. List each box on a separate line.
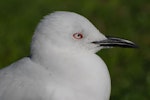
[31, 47, 111, 100]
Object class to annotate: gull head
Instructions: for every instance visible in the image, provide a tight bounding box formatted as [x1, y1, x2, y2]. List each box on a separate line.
[31, 11, 137, 56]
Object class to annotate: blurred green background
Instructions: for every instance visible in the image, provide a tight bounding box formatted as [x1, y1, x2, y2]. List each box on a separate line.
[0, 0, 149, 99]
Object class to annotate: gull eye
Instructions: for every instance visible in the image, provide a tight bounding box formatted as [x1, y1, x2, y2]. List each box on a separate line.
[73, 33, 83, 39]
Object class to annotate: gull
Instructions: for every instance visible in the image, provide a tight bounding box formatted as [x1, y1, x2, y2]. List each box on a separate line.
[0, 11, 137, 100]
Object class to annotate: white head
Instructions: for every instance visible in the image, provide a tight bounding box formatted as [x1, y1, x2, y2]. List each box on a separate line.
[31, 11, 137, 58]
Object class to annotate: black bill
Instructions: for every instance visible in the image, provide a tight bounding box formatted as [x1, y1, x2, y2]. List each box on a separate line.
[92, 36, 138, 48]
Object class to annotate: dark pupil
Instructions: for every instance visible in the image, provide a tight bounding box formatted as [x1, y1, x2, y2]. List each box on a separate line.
[77, 34, 81, 37]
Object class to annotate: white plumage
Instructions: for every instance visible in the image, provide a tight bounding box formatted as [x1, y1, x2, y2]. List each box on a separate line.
[0, 11, 136, 100]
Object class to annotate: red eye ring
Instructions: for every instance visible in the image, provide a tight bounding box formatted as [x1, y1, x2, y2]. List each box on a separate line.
[73, 33, 83, 39]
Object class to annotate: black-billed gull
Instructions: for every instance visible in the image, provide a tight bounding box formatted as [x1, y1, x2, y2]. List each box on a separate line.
[0, 11, 137, 100]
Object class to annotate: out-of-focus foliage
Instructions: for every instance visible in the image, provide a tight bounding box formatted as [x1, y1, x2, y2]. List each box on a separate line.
[0, 0, 149, 99]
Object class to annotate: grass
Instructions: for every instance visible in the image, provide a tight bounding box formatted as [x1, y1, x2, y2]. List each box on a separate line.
[0, 0, 150, 99]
